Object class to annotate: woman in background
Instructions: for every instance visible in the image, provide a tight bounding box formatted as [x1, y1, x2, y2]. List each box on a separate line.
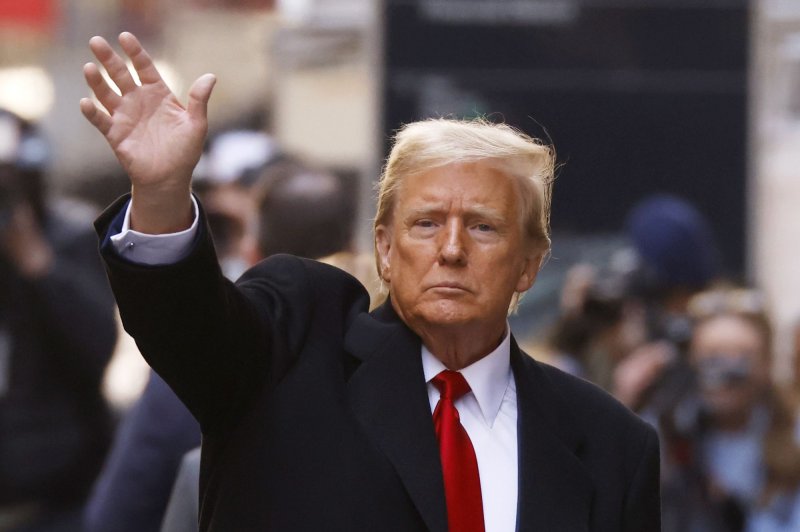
[661, 288, 800, 532]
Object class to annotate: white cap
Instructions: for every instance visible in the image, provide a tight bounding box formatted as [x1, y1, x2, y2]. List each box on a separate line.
[197, 130, 279, 184]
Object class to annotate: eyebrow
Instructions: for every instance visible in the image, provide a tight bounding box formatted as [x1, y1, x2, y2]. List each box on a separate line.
[405, 204, 507, 224]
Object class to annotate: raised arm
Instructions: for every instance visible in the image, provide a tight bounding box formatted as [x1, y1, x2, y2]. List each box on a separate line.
[80, 32, 215, 234]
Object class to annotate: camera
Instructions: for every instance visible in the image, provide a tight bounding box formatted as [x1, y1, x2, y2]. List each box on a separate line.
[0, 109, 49, 230]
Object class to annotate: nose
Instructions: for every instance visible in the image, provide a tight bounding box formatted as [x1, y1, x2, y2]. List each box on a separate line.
[438, 218, 467, 266]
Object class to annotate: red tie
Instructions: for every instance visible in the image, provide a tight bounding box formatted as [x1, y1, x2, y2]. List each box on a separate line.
[432, 370, 486, 532]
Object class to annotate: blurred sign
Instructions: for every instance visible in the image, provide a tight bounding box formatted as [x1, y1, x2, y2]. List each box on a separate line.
[419, 0, 578, 25]
[186, 0, 275, 8]
[383, 0, 749, 273]
[0, 0, 55, 30]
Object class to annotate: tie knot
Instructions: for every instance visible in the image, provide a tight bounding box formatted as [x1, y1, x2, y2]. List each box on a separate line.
[432, 370, 471, 401]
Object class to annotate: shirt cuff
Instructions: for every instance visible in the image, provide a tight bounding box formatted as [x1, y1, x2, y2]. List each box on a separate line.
[109, 196, 199, 265]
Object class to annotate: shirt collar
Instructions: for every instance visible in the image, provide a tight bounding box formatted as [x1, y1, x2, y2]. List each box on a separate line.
[421, 326, 513, 428]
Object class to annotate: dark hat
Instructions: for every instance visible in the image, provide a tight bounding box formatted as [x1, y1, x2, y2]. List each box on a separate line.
[626, 194, 719, 289]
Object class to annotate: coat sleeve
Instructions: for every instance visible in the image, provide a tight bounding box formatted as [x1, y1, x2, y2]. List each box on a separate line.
[623, 425, 662, 532]
[94, 195, 327, 434]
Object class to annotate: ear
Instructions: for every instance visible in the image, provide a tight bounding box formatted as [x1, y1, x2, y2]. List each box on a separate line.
[515, 251, 544, 293]
[375, 224, 393, 282]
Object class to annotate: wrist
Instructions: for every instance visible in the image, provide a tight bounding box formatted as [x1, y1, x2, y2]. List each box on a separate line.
[130, 183, 193, 234]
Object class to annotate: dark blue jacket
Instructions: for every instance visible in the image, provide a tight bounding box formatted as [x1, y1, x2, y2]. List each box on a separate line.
[84, 371, 200, 532]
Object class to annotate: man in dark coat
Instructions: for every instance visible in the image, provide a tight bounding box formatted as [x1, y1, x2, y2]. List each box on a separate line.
[81, 32, 661, 531]
[0, 108, 116, 531]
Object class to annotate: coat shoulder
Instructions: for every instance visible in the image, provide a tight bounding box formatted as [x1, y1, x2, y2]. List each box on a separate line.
[517, 351, 657, 447]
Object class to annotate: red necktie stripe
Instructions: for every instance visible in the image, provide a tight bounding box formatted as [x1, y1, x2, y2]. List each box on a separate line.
[432, 370, 486, 532]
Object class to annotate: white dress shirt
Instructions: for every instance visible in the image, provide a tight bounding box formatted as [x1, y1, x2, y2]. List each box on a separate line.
[111, 199, 520, 530]
[109, 197, 199, 266]
[422, 335, 518, 532]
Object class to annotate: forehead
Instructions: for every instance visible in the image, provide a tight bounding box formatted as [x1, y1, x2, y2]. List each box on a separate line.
[692, 315, 764, 354]
[394, 160, 520, 212]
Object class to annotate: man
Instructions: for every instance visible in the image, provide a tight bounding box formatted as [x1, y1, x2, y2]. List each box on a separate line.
[81, 32, 660, 531]
[0, 108, 116, 531]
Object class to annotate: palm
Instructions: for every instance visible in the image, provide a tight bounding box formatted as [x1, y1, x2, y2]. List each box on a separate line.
[81, 33, 215, 191]
[109, 85, 200, 186]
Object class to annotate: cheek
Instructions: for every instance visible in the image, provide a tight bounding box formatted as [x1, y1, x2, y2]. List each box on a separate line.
[388, 245, 429, 291]
[394, 237, 438, 269]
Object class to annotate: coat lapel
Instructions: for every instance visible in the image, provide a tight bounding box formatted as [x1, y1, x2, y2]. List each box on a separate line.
[344, 301, 448, 532]
[343, 303, 595, 532]
[511, 338, 595, 531]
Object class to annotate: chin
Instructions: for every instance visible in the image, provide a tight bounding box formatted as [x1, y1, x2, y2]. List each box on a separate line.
[416, 300, 477, 327]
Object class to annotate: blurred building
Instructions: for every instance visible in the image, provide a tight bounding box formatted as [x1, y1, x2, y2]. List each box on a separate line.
[752, 0, 800, 380]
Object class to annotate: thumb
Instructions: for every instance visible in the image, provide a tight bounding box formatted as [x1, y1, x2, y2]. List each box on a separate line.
[187, 73, 217, 121]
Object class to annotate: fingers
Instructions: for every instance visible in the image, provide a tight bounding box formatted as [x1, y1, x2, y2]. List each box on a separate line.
[187, 73, 217, 121]
[89, 35, 138, 94]
[119, 32, 162, 85]
[79, 98, 112, 136]
[83, 62, 121, 113]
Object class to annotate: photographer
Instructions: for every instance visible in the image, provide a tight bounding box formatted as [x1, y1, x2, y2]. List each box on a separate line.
[0, 109, 116, 531]
[545, 255, 649, 388]
[660, 288, 800, 532]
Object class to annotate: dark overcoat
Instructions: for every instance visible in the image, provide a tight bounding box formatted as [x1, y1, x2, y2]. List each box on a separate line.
[96, 196, 660, 532]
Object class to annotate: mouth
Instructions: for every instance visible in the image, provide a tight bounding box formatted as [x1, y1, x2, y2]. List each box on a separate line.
[428, 282, 470, 293]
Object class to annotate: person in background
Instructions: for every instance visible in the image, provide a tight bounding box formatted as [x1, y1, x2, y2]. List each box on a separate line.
[791, 320, 800, 409]
[193, 128, 281, 281]
[252, 158, 383, 303]
[0, 108, 117, 531]
[544, 256, 647, 384]
[661, 288, 800, 532]
[610, 194, 722, 413]
[542, 194, 721, 400]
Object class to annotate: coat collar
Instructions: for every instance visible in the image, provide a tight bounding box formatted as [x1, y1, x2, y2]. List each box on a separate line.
[511, 337, 595, 530]
[344, 300, 448, 532]
[344, 300, 595, 532]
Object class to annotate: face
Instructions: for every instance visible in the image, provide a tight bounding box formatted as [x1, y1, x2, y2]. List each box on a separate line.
[690, 315, 770, 420]
[201, 184, 258, 278]
[375, 160, 541, 337]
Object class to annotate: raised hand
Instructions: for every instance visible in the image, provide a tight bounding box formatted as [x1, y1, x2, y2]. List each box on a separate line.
[80, 32, 216, 233]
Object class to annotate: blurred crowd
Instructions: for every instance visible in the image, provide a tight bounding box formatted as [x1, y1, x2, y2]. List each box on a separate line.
[533, 196, 800, 531]
[1, 100, 799, 532]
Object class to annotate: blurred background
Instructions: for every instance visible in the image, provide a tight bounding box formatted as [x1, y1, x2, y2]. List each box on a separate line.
[1, 0, 796, 391]
[2, 0, 800, 531]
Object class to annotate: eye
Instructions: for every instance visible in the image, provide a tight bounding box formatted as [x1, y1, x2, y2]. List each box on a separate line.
[475, 223, 494, 232]
[408, 219, 439, 237]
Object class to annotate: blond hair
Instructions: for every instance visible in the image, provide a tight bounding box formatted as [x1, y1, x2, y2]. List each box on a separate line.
[373, 117, 555, 277]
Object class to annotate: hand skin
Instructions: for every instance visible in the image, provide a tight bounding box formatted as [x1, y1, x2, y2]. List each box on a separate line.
[0, 202, 53, 278]
[79, 32, 216, 234]
[613, 340, 675, 410]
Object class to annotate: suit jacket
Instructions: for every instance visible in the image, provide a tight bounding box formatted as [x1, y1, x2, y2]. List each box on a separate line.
[96, 196, 660, 532]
